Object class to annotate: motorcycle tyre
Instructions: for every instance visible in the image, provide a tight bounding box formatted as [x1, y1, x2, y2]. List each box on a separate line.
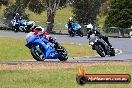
[58, 46, 68, 61]
[30, 46, 45, 61]
[95, 44, 106, 57]
[110, 48, 115, 56]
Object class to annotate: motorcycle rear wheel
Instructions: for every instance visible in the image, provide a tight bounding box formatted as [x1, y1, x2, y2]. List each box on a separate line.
[110, 48, 115, 56]
[30, 45, 45, 61]
[69, 30, 74, 37]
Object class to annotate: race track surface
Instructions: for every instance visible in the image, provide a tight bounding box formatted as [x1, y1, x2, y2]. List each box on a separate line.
[0, 31, 132, 63]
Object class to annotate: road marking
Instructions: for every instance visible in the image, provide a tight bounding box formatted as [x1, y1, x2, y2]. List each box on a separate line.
[115, 49, 122, 55]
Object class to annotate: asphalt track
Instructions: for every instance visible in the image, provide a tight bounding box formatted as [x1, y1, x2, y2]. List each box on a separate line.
[0, 31, 132, 63]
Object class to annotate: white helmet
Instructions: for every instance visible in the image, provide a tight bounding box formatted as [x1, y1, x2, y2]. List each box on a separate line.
[86, 23, 93, 30]
[16, 13, 19, 15]
[36, 26, 45, 33]
[69, 17, 73, 22]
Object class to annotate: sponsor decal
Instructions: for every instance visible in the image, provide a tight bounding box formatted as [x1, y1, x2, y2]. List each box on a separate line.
[50, 53, 55, 57]
[76, 66, 131, 85]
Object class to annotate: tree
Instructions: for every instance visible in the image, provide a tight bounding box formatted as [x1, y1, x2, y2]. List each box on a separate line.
[104, 0, 132, 28]
[4, 0, 68, 33]
[29, 0, 68, 33]
[99, 0, 110, 16]
[72, 0, 100, 24]
[4, 0, 29, 21]
[0, 0, 9, 6]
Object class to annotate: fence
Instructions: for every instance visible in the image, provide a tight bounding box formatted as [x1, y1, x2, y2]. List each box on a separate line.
[103, 27, 132, 38]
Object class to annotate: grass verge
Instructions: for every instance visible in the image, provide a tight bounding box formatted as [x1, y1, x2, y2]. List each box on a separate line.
[0, 63, 132, 88]
[0, 37, 96, 61]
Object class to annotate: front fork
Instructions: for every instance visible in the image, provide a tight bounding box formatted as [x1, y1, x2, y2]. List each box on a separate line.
[35, 45, 41, 53]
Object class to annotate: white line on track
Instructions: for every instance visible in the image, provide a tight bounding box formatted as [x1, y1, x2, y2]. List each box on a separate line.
[115, 49, 122, 55]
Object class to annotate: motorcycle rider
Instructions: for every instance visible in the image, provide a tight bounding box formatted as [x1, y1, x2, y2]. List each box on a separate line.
[130, 26, 132, 38]
[12, 13, 22, 30]
[13, 13, 21, 24]
[33, 26, 57, 45]
[67, 17, 75, 32]
[87, 23, 112, 47]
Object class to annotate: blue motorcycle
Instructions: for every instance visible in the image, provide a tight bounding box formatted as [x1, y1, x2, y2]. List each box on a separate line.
[11, 19, 35, 33]
[25, 32, 68, 61]
[65, 23, 83, 37]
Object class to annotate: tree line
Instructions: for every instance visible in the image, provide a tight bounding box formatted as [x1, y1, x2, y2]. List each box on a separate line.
[0, 0, 132, 32]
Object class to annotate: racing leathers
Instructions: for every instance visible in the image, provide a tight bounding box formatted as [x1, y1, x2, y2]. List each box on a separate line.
[87, 26, 112, 47]
[33, 26, 58, 48]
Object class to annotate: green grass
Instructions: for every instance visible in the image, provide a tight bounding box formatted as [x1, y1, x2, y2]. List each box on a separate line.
[61, 42, 96, 57]
[0, 64, 132, 88]
[0, 6, 5, 18]
[0, 37, 96, 61]
[0, 37, 32, 61]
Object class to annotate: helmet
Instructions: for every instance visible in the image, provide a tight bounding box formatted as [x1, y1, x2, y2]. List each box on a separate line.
[69, 17, 73, 22]
[16, 13, 19, 15]
[35, 26, 45, 32]
[86, 23, 93, 30]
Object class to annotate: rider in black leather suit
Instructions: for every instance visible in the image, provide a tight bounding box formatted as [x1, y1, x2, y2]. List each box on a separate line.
[87, 24, 112, 47]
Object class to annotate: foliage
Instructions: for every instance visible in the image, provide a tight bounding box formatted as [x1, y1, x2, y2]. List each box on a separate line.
[72, 0, 100, 24]
[104, 0, 132, 28]
[4, 0, 29, 23]
[99, 0, 110, 16]
[3, 0, 68, 32]
[0, 0, 9, 6]
[27, 0, 45, 14]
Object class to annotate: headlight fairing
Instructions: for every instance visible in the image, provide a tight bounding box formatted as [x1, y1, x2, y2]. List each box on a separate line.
[26, 32, 34, 42]
[89, 42, 94, 45]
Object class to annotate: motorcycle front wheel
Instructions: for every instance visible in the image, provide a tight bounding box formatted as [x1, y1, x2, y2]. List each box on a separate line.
[14, 24, 19, 32]
[57, 46, 68, 61]
[69, 30, 74, 37]
[30, 45, 45, 61]
[79, 30, 83, 37]
[95, 44, 106, 57]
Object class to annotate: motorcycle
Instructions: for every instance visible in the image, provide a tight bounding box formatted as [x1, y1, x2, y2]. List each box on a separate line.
[88, 31, 115, 57]
[11, 19, 35, 33]
[65, 23, 83, 37]
[129, 30, 132, 38]
[25, 32, 68, 61]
